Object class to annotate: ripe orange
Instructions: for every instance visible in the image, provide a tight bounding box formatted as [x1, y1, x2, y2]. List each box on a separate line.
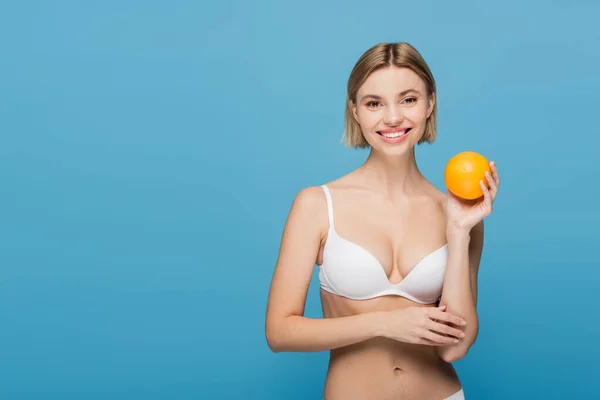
[444, 151, 491, 200]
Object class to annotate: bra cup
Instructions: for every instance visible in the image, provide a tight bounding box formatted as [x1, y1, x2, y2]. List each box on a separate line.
[321, 235, 389, 298]
[397, 246, 448, 303]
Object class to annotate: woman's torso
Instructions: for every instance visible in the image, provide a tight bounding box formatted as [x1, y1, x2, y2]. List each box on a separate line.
[320, 294, 462, 400]
[316, 178, 462, 400]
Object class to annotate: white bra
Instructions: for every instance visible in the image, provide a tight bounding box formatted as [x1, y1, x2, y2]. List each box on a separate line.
[317, 185, 448, 304]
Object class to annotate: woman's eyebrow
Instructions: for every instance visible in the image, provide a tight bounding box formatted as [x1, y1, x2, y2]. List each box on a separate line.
[359, 89, 421, 102]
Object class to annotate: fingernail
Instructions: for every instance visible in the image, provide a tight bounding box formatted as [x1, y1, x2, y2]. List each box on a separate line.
[460, 332, 465, 338]
[454, 339, 459, 343]
[461, 320, 467, 326]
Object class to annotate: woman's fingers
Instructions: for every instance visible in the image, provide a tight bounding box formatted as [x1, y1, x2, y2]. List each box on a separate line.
[484, 170, 497, 199]
[428, 320, 465, 339]
[419, 328, 459, 345]
[480, 179, 492, 207]
[427, 308, 466, 327]
[491, 161, 500, 187]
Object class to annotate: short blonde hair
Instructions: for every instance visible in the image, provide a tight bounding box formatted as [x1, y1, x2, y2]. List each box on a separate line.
[342, 42, 438, 148]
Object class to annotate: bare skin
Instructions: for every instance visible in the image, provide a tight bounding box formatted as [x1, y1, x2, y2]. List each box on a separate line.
[316, 173, 462, 400]
[265, 66, 500, 399]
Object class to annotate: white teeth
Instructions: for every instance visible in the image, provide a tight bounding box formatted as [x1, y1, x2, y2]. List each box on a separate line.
[382, 130, 406, 138]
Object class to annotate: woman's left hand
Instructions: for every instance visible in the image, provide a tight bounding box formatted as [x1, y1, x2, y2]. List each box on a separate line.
[446, 161, 500, 232]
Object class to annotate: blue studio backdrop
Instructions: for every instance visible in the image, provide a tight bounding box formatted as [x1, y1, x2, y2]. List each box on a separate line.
[1, 1, 599, 399]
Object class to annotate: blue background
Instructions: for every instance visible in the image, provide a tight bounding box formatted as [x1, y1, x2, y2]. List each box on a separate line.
[1, 1, 598, 399]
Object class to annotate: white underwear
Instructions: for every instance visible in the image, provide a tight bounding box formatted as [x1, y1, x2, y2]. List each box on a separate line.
[445, 388, 465, 399]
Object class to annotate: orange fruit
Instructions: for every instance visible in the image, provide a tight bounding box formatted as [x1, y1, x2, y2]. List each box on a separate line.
[444, 151, 491, 200]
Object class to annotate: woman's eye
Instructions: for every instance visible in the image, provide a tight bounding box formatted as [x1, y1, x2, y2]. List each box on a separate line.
[366, 101, 381, 108]
[403, 97, 417, 104]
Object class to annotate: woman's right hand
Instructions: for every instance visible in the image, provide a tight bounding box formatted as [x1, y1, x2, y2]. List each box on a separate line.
[379, 305, 467, 346]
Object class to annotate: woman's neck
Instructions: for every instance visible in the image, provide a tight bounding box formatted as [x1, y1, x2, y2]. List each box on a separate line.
[356, 148, 425, 200]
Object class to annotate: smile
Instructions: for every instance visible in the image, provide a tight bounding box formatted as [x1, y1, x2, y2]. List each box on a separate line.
[377, 128, 412, 139]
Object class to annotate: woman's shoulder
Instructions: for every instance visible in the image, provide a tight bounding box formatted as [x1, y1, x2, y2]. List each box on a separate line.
[284, 183, 338, 239]
[289, 173, 357, 214]
[428, 182, 447, 203]
[290, 185, 327, 209]
[420, 178, 448, 211]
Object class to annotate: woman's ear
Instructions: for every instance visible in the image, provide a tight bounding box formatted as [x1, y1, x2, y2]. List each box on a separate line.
[350, 100, 359, 123]
[427, 92, 436, 118]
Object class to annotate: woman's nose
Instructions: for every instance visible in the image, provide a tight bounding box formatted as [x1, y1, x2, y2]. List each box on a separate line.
[383, 106, 403, 125]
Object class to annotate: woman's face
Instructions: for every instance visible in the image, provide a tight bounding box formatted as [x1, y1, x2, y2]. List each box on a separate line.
[351, 67, 435, 156]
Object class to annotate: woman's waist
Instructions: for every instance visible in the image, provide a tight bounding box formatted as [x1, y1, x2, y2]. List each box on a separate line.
[329, 337, 453, 372]
[325, 340, 460, 400]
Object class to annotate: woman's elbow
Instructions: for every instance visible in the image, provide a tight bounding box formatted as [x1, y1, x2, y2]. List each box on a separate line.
[440, 348, 467, 363]
[265, 321, 287, 353]
[266, 329, 283, 353]
[440, 327, 479, 363]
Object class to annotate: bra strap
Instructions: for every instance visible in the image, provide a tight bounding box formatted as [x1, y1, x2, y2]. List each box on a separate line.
[320, 185, 335, 228]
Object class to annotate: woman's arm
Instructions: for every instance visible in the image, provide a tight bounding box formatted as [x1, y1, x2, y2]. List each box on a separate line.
[436, 220, 484, 363]
[265, 187, 383, 352]
[437, 162, 499, 362]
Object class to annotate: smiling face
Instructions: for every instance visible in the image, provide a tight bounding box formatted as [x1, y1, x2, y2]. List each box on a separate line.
[351, 67, 435, 156]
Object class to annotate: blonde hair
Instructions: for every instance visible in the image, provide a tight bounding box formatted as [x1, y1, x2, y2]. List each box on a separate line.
[342, 42, 438, 148]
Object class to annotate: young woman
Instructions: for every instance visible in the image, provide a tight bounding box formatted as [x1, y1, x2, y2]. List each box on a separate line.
[265, 42, 500, 400]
